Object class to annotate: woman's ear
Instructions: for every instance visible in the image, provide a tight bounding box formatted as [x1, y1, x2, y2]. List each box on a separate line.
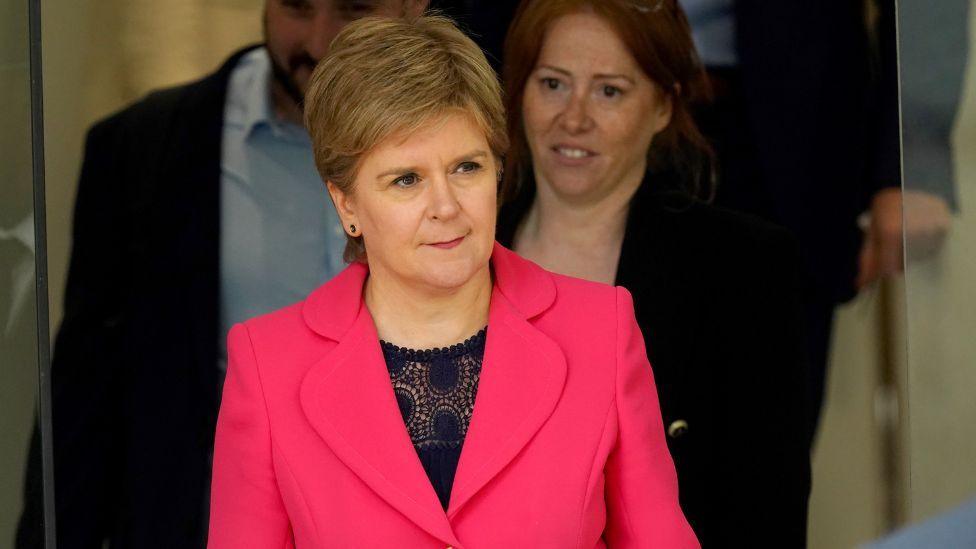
[653, 84, 677, 134]
[327, 181, 359, 236]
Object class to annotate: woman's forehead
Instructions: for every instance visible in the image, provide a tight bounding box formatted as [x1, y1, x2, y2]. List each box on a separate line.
[362, 113, 493, 171]
[537, 13, 642, 80]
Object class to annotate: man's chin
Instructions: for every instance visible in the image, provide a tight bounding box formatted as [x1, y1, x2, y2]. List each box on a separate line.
[268, 55, 307, 106]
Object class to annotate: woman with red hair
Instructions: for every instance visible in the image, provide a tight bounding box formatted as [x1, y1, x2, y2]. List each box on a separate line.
[497, 0, 811, 545]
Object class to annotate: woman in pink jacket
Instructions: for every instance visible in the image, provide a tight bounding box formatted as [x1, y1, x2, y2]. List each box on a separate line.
[207, 14, 697, 549]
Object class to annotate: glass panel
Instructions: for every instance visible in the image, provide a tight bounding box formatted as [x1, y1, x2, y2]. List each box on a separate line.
[0, 0, 49, 547]
[889, 0, 976, 544]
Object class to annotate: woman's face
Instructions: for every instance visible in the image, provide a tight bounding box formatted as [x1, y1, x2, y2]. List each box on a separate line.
[522, 11, 672, 204]
[329, 111, 498, 293]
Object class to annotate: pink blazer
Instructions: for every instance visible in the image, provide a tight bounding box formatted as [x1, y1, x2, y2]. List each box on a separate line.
[209, 243, 698, 548]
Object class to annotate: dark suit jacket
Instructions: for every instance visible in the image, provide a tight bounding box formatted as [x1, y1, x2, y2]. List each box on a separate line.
[17, 46, 260, 549]
[498, 173, 812, 547]
[725, 0, 900, 304]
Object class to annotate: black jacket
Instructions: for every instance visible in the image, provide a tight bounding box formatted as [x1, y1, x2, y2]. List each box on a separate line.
[728, 0, 899, 304]
[18, 46, 260, 549]
[498, 174, 812, 547]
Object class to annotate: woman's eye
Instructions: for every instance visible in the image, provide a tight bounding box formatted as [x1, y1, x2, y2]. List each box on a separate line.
[602, 85, 623, 98]
[541, 77, 562, 90]
[456, 161, 482, 174]
[392, 174, 418, 188]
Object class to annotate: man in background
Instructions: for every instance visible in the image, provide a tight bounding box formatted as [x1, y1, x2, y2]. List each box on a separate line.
[17, 1, 427, 547]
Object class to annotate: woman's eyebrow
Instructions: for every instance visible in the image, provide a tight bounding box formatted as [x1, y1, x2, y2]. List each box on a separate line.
[449, 150, 489, 165]
[376, 165, 418, 180]
[374, 150, 489, 181]
[538, 64, 635, 84]
[594, 73, 636, 84]
[537, 64, 572, 77]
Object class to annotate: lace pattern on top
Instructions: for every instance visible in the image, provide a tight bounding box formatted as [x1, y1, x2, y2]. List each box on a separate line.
[380, 328, 487, 450]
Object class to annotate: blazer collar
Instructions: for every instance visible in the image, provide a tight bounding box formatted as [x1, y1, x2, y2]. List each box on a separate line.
[302, 242, 556, 341]
[299, 243, 566, 545]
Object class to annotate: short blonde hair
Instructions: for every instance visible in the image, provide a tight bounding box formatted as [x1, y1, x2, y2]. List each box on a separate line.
[304, 15, 508, 262]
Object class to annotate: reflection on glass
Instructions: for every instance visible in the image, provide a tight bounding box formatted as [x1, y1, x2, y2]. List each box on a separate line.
[870, 0, 976, 545]
[0, 0, 43, 546]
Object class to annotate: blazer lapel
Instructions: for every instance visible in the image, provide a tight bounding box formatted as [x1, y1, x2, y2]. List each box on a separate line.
[447, 246, 568, 518]
[299, 245, 566, 538]
[300, 272, 459, 546]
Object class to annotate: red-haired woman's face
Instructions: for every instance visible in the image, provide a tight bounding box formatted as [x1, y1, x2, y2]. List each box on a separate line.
[522, 11, 672, 203]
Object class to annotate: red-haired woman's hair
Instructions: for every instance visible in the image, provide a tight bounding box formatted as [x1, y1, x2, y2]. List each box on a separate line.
[501, 0, 714, 203]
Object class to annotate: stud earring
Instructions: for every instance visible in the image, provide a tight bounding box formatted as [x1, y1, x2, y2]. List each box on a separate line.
[349, 224, 357, 235]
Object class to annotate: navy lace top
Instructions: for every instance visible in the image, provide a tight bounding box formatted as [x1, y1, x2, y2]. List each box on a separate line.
[380, 328, 487, 510]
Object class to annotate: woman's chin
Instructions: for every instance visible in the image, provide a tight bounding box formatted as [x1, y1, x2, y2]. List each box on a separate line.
[417, 257, 489, 292]
[540, 167, 605, 200]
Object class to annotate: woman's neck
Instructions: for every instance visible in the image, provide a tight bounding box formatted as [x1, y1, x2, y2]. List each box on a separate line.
[514, 169, 643, 284]
[364, 266, 492, 350]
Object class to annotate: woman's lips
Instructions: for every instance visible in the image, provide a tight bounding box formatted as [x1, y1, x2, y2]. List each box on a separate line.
[428, 236, 465, 249]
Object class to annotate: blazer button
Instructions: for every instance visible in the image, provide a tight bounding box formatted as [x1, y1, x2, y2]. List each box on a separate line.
[667, 419, 689, 439]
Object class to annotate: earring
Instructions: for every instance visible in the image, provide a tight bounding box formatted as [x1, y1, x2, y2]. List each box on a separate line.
[349, 224, 357, 235]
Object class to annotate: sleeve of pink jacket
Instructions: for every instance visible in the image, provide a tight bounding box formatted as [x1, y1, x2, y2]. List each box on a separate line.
[208, 324, 294, 548]
[603, 288, 700, 548]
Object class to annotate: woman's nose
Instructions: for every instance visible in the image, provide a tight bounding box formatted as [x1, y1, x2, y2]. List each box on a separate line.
[427, 177, 461, 220]
[558, 92, 594, 134]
